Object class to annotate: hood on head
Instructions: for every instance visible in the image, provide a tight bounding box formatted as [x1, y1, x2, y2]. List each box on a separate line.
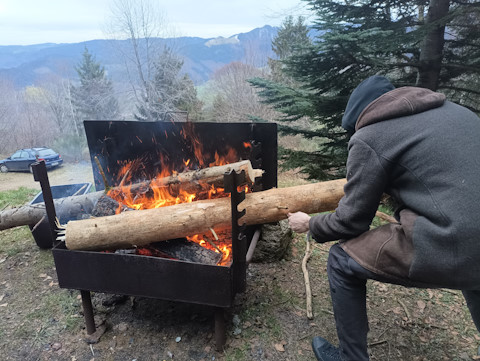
[341, 75, 395, 133]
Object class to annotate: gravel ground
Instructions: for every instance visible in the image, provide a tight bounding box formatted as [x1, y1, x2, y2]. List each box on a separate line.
[0, 162, 95, 192]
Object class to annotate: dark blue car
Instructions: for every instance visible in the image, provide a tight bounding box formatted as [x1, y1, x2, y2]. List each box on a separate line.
[0, 147, 63, 173]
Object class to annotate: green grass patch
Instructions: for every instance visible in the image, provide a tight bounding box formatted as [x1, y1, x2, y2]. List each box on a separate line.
[0, 188, 38, 256]
[25, 291, 80, 327]
[0, 187, 37, 208]
[14, 290, 82, 345]
[35, 248, 55, 269]
[0, 227, 33, 256]
[437, 289, 461, 305]
[234, 282, 287, 344]
[224, 343, 249, 361]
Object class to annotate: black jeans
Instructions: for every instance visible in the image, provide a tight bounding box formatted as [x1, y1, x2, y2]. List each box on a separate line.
[327, 243, 480, 361]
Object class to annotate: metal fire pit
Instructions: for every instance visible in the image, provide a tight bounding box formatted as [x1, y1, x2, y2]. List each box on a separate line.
[38, 121, 277, 349]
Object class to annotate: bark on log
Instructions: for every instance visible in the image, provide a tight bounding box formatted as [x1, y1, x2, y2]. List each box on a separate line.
[0, 192, 102, 231]
[0, 160, 262, 231]
[128, 160, 263, 194]
[62, 178, 347, 251]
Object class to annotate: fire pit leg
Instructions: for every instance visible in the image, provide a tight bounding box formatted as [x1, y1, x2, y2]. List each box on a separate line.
[81, 290, 96, 335]
[214, 307, 227, 351]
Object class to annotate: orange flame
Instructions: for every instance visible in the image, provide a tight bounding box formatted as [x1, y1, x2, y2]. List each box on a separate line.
[106, 124, 253, 266]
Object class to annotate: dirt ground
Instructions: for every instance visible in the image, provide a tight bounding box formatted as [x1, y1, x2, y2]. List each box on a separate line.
[0, 165, 479, 360]
[0, 162, 95, 192]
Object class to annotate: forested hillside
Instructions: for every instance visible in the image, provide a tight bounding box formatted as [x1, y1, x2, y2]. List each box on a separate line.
[0, 26, 278, 88]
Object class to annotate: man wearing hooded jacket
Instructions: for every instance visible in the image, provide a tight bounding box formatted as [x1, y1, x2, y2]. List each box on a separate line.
[288, 75, 480, 361]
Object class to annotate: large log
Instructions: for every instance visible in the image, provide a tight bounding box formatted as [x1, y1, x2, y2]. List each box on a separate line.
[127, 160, 262, 193]
[62, 178, 347, 251]
[0, 160, 262, 231]
[0, 192, 102, 231]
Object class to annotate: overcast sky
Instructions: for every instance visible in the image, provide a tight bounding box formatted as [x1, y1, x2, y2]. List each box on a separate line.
[0, 0, 310, 46]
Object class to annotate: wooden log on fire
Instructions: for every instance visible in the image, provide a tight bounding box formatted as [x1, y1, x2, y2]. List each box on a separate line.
[0, 160, 262, 231]
[148, 239, 223, 265]
[128, 160, 263, 194]
[61, 178, 347, 251]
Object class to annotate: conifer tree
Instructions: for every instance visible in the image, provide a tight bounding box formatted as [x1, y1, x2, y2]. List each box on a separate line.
[135, 48, 202, 121]
[71, 47, 119, 130]
[250, 0, 480, 180]
[268, 16, 312, 84]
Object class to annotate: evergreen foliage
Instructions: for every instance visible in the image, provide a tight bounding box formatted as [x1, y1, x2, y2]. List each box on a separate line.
[250, 0, 480, 180]
[135, 47, 202, 121]
[269, 16, 313, 84]
[71, 47, 119, 130]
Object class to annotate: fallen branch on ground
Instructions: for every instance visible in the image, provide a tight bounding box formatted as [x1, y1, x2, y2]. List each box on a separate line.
[302, 232, 314, 319]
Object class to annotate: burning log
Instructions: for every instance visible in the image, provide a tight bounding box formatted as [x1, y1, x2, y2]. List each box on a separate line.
[0, 160, 262, 231]
[91, 195, 132, 217]
[61, 178, 347, 251]
[148, 239, 223, 265]
[129, 160, 263, 194]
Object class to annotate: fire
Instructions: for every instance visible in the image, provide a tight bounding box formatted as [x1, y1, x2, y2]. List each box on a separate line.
[186, 234, 231, 266]
[106, 125, 253, 266]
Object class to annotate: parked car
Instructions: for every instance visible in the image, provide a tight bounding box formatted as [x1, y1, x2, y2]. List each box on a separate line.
[0, 147, 63, 173]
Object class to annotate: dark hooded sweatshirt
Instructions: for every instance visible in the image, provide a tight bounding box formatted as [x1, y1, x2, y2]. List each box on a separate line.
[309, 76, 480, 289]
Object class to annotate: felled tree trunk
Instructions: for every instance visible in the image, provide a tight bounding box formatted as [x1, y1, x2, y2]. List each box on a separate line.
[62, 178, 347, 251]
[0, 160, 262, 231]
[0, 193, 103, 231]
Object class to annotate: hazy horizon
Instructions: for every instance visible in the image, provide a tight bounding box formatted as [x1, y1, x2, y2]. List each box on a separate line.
[0, 0, 309, 46]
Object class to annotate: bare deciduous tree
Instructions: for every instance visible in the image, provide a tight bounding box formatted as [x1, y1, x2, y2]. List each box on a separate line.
[104, 0, 178, 120]
[37, 74, 78, 135]
[14, 87, 57, 149]
[207, 62, 277, 123]
[0, 79, 17, 153]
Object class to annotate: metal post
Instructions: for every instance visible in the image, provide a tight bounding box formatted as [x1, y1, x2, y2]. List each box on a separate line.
[224, 170, 247, 294]
[80, 290, 96, 335]
[214, 307, 226, 351]
[31, 161, 57, 247]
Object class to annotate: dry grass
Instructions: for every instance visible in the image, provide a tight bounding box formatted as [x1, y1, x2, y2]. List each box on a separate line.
[277, 167, 313, 188]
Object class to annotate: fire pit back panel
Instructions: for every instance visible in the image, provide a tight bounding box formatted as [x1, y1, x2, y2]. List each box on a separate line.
[83, 121, 277, 191]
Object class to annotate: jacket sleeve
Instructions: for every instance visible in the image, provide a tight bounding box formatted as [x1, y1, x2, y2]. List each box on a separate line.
[309, 137, 388, 243]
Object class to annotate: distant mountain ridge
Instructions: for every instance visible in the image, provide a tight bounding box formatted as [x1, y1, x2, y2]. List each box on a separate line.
[0, 25, 279, 88]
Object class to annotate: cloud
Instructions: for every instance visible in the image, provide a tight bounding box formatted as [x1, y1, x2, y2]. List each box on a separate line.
[0, 0, 305, 45]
